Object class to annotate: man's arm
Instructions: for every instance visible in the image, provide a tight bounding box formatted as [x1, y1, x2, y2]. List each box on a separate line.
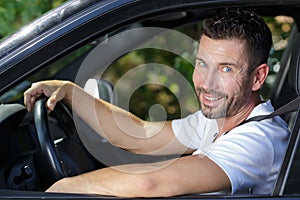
[46, 155, 231, 197]
[24, 80, 193, 155]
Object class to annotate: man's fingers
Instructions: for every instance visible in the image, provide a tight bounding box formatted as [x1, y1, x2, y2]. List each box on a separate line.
[46, 87, 65, 112]
[24, 89, 39, 112]
[24, 83, 45, 111]
[23, 80, 71, 112]
[24, 81, 55, 112]
[46, 94, 60, 112]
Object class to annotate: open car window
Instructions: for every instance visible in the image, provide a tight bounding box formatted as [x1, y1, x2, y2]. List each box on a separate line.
[0, 15, 295, 120]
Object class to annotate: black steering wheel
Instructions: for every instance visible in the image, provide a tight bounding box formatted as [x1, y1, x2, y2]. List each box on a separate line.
[33, 97, 96, 189]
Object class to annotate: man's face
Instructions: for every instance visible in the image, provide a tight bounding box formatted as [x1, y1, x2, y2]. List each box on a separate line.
[193, 35, 252, 119]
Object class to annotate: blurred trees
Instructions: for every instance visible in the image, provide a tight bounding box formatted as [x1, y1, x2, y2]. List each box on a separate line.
[264, 16, 294, 96]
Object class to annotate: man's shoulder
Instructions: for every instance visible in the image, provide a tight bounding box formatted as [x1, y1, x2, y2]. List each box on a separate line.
[230, 100, 289, 137]
[247, 100, 274, 119]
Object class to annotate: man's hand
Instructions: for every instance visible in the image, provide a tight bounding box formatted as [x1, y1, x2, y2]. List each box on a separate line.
[24, 80, 73, 112]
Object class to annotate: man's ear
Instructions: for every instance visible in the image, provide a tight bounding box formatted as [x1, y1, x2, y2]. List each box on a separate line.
[251, 63, 269, 91]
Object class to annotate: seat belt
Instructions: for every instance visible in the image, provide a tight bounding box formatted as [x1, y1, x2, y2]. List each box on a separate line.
[243, 96, 300, 123]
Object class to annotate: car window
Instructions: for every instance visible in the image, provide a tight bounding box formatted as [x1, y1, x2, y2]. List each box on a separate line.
[80, 16, 295, 121]
[0, 15, 295, 121]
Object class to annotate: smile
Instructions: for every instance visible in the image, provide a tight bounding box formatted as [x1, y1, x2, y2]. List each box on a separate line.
[204, 95, 223, 101]
[201, 93, 225, 108]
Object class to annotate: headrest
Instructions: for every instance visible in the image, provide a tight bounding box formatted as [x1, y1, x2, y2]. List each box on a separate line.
[84, 78, 114, 103]
[288, 26, 300, 95]
[0, 103, 26, 125]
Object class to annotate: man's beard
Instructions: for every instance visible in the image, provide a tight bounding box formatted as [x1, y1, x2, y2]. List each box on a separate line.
[196, 88, 228, 119]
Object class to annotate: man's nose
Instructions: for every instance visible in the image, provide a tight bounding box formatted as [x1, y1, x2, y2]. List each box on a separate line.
[202, 68, 219, 91]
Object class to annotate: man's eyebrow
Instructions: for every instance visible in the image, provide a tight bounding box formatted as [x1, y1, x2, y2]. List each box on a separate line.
[196, 57, 235, 64]
[218, 62, 239, 68]
[195, 57, 204, 61]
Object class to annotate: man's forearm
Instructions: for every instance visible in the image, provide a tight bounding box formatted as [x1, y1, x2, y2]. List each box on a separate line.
[66, 82, 186, 155]
[66, 82, 150, 151]
[46, 155, 231, 197]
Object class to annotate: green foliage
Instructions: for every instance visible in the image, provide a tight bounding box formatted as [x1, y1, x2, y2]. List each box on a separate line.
[0, 0, 67, 39]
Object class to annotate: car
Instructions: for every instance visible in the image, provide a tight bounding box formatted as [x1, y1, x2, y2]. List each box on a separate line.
[0, 0, 299, 199]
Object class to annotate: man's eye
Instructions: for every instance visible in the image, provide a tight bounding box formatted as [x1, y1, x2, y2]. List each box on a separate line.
[222, 66, 232, 73]
[197, 61, 207, 68]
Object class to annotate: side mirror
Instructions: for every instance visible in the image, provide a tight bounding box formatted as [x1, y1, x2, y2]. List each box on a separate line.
[84, 78, 114, 104]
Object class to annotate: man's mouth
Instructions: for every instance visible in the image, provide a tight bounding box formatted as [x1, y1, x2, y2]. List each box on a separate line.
[204, 95, 223, 101]
[202, 94, 223, 107]
[197, 88, 226, 107]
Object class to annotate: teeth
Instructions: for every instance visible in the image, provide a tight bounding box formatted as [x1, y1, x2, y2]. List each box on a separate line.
[205, 96, 222, 101]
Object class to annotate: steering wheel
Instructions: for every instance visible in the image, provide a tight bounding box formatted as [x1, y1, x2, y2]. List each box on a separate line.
[33, 97, 96, 188]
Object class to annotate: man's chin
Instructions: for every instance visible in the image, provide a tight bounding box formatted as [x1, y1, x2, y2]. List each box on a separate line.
[203, 113, 223, 119]
[202, 107, 226, 119]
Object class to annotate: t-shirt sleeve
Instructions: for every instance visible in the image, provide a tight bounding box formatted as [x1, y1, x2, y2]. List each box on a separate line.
[202, 124, 274, 194]
[171, 111, 204, 149]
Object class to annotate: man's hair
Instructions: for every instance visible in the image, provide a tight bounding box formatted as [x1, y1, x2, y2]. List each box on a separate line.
[201, 9, 272, 74]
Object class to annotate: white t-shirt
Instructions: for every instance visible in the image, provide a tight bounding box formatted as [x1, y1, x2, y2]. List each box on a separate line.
[172, 100, 290, 194]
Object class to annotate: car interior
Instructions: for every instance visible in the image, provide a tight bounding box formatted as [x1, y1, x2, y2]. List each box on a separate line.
[0, 4, 299, 198]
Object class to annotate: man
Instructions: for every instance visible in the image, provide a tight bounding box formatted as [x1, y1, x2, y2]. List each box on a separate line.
[24, 9, 290, 197]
